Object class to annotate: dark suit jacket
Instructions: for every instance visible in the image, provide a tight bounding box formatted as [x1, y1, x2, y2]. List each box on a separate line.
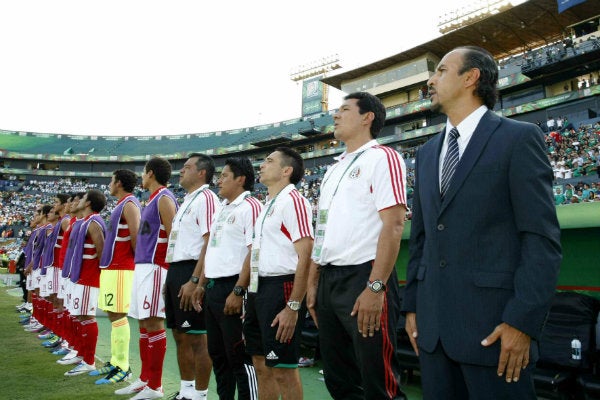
[402, 110, 562, 366]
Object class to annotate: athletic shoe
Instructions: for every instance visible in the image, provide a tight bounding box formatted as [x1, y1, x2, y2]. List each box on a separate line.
[52, 347, 70, 356]
[64, 361, 96, 376]
[57, 350, 81, 365]
[89, 362, 116, 376]
[19, 317, 31, 325]
[43, 337, 62, 348]
[167, 392, 192, 400]
[115, 378, 147, 395]
[95, 366, 132, 384]
[298, 357, 315, 367]
[39, 332, 55, 340]
[24, 323, 43, 332]
[58, 355, 83, 366]
[24, 303, 33, 312]
[15, 302, 27, 309]
[130, 386, 163, 400]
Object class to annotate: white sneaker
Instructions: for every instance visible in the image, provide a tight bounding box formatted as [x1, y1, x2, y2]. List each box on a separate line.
[24, 322, 42, 332]
[56, 350, 81, 365]
[129, 386, 163, 400]
[115, 378, 148, 395]
[64, 361, 96, 376]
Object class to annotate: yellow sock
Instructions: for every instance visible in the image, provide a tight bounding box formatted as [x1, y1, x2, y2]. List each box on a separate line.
[111, 317, 130, 370]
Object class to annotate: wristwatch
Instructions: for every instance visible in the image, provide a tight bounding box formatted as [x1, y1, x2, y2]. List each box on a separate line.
[232, 286, 245, 297]
[367, 279, 386, 293]
[189, 276, 200, 284]
[286, 300, 301, 311]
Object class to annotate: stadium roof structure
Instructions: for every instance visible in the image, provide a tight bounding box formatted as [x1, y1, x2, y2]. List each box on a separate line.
[323, 0, 599, 89]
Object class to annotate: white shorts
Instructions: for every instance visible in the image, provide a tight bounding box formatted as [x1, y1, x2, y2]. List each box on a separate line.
[57, 276, 69, 300]
[69, 283, 99, 316]
[65, 279, 76, 310]
[39, 272, 49, 297]
[50, 267, 60, 295]
[129, 263, 166, 320]
[32, 269, 42, 290]
[26, 273, 34, 291]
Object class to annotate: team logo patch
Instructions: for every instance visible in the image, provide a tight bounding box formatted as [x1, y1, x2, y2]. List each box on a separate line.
[227, 215, 236, 224]
[349, 166, 361, 179]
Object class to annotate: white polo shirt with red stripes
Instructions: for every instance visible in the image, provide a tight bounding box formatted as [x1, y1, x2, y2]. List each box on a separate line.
[166, 184, 220, 263]
[252, 184, 313, 277]
[312, 139, 407, 266]
[204, 191, 263, 278]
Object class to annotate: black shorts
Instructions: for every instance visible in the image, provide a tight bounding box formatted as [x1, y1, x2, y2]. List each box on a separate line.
[243, 274, 303, 368]
[164, 260, 206, 333]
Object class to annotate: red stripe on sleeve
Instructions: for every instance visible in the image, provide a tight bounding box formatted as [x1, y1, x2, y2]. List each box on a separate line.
[375, 145, 406, 205]
[289, 190, 311, 238]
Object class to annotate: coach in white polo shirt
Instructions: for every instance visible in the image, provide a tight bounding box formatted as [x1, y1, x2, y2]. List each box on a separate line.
[243, 147, 313, 400]
[307, 92, 408, 400]
[197, 157, 262, 400]
[164, 153, 220, 400]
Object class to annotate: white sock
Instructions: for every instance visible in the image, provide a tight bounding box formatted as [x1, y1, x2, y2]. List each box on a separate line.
[180, 380, 195, 397]
[194, 389, 208, 399]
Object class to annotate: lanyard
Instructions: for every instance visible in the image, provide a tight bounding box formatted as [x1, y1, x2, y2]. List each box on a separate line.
[253, 188, 284, 244]
[321, 150, 367, 209]
[175, 186, 206, 225]
[214, 192, 249, 223]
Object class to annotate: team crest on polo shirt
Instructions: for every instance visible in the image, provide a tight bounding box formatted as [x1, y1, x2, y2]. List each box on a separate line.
[349, 165, 361, 179]
[227, 214, 236, 224]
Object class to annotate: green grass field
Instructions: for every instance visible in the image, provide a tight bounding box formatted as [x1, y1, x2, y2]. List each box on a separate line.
[1, 281, 424, 399]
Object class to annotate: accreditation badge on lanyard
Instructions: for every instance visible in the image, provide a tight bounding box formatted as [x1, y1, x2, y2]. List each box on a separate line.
[165, 229, 178, 263]
[248, 244, 260, 293]
[210, 209, 229, 248]
[313, 209, 328, 258]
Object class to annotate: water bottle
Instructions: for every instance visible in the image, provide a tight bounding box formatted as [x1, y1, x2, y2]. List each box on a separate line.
[571, 338, 581, 361]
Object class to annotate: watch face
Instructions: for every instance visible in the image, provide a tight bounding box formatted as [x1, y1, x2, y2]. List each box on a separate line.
[233, 286, 244, 296]
[287, 300, 301, 311]
[190, 276, 199, 284]
[369, 280, 384, 292]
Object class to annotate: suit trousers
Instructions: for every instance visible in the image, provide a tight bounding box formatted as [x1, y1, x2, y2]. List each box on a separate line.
[317, 261, 406, 400]
[204, 275, 256, 400]
[419, 341, 537, 400]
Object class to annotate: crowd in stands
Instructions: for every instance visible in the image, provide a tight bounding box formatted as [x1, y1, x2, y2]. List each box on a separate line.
[1, 123, 599, 257]
[546, 121, 600, 179]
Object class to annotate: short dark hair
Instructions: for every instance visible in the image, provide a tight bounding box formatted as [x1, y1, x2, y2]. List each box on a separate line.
[456, 46, 498, 109]
[188, 153, 215, 184]
[41, 205, 53, 216]
[145, 157, 172, 186]
[56, 194, 70, 204]
[113, 169, 138, 193]
[225, 157, 255, 191]
[275, 147, 304, 185]
[86, 189, 107, 213]
[75, 192, 86, 201]
[344, 92, 386, 138]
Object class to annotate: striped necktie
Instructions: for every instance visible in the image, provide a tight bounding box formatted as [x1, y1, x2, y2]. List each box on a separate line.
[440, 127, 460, 199]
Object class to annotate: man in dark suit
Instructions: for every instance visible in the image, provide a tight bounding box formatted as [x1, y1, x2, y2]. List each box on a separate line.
[402, 46, 562, 399]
